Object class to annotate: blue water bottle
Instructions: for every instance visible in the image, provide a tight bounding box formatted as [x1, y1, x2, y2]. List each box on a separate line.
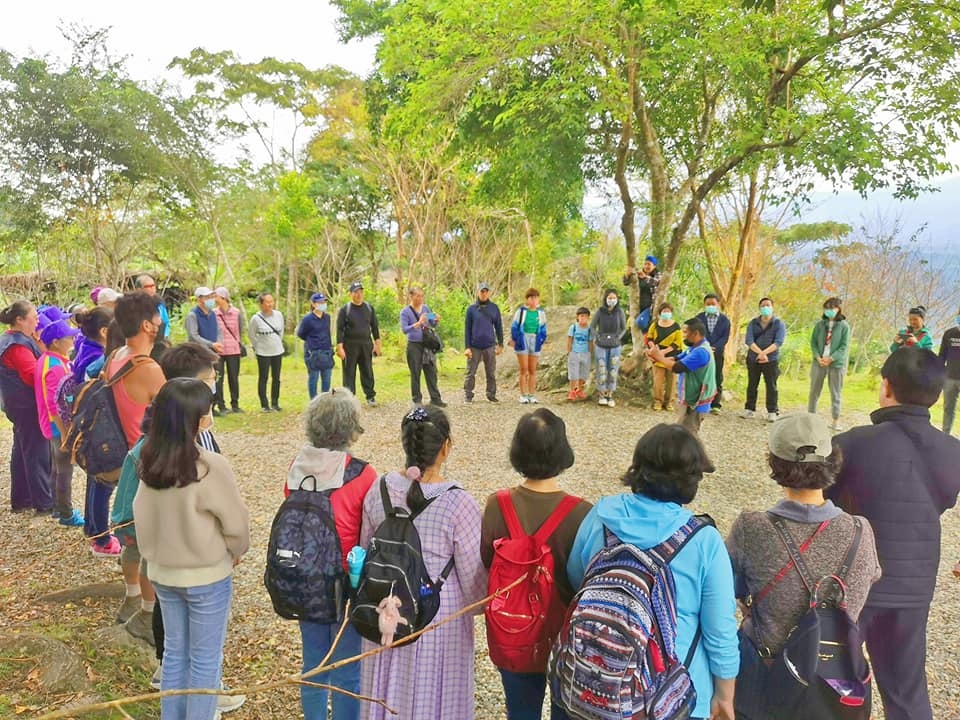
[347, 546, 366, 589]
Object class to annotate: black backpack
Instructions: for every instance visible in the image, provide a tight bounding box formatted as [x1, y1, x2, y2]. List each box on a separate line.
[737, 515, 871, 720]
[62, 353, 152, 485]
[264, 457, 368, 623]
[350, 477, 455, 646]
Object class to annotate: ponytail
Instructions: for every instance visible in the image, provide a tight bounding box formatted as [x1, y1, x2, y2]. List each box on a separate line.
[400, 406, 451, 513]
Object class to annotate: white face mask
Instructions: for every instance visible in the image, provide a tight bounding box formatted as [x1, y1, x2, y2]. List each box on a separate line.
[606, 298, 617, 308]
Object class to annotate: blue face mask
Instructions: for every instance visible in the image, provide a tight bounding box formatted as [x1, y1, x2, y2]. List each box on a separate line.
[660, 311, 673, 321]
[316, 304, 327, 313]
[204, 299, 217, 310]
[759, 305, 773, 317]
[824, 308, 837, 319]
[704, 305, 719, 315]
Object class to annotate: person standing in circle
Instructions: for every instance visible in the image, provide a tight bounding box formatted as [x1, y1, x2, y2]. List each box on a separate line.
[400, 286, 445, 407]
[890, 306, 933, 352]
[463, 283, 504, 403]
[0, 300, 53, 515]
[741, 297, 786, 422]
[213, 287, 246, 414]
[297, 292, 335, 399]
[808, 297, 850, 431]
[249, 293, 285, 412]
[185, 287, 225, 414]
[509, 288, 547, 404]
[696, 294, 731, 414]
[336, 282, 381, 407]
[591, 288, 627, 408]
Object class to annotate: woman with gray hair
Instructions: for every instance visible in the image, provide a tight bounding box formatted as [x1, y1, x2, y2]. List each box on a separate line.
[280, 388, 379, 720]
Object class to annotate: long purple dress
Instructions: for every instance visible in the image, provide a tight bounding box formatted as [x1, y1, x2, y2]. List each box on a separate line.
[359, 471, 487, 720]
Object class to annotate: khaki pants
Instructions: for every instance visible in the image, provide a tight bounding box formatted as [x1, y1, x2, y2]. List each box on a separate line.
[652, 366, 674, 408]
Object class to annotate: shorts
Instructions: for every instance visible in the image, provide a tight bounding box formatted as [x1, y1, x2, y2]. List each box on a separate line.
[568, 351, 591, 381]
[515, 333, 541, 357]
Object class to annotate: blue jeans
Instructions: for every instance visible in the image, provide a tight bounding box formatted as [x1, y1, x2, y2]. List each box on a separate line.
[594, 346, 622, 393]
[299, 620, 362, 720]
[307, 366, 333, 399]
[499, 669, 570, 720]
[84, 473, 114, 545]
[154, 575, 233, 720]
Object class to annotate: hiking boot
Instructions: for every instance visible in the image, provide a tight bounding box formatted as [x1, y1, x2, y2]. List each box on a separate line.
[57, 509, 84, 527]
[150, 663, 162, 690]
[123, 609, 155, 646]
[91, 536, 121, 557]
[115, 596, 141, 624]
[740, 409, 756, 419]
[217, 684, 246, 713]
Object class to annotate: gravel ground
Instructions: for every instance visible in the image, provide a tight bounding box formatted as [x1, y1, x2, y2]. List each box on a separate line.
[2, 393, 960, 719]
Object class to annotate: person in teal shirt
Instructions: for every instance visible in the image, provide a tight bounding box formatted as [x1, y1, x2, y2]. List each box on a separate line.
[567, 425, 738, 720]
[891, 305, 934, 353]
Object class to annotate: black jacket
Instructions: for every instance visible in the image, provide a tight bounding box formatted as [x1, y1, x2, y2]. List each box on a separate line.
[826, 405, 960, 608]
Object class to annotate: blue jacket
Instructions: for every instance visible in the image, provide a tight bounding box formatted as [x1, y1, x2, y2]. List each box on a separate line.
[509, 306, 547, 352]
[296, 311, 332, 352]
[568, 494, 739, 719]
[696, 311, 731, 355]
[464, 302, 503, 350]
[745, 316, 786, 363]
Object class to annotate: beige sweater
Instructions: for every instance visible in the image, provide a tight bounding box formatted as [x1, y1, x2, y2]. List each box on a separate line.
[134, 448, 250, 587]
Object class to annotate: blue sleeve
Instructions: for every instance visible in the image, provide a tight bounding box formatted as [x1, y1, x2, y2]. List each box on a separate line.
[677, 346, 711, 372]
[158, 304, 171, 338]
[567, 505, 605, 589]
[698, 530, 740, 679]
[464, 306, 474, 348]
[744, 320, 756, 347]
[400, 306, 418, 335]
[716, 316, 730, 347]
[537, 311, 548, 344]
[568, 324, 576, 338]
[296, 314, 308, 340]
[774, 319, 786, 347]
[494, 307, 504, 346]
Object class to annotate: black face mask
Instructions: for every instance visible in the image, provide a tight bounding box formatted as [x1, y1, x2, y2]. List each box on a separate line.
[683, 337, 696, 347]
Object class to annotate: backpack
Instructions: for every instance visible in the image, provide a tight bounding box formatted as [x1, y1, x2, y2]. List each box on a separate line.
[55, 373, 83, 427]
[61, 354, 152, 485]
[350, 477, 455, 646]
[485, 490, 582, 674]
[549, 515, 711, 720]
[264, 457, 368, 623]
[736, 515, 871, 720]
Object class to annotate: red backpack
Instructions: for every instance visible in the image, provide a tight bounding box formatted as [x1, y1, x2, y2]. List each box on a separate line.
[485, 489, 581, 673]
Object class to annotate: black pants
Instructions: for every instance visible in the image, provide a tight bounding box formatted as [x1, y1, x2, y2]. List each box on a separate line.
[712, 348, 725, 408]
[342, 341, 376, 401]
[464, 346, 497, 400]
[216, 354, 241, 409]
[745, 360, 779, 413]
[256, 354, 282, 408]
[154, 596, 164, 662]
[5, 404, 53, 512]
[859, 605, 931, 720]
[406, 342, 442, 403]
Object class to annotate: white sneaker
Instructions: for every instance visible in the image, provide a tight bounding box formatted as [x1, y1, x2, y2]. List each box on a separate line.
[767, 412, 779, 422]
[528, 395, 539, 404]
[739, 409, 755, 419]
[831, 420, 843, 431]
[519, 395, 530, 404]
[217, 684, 246, 713]
[607, 398, 616, 408]
[598, 396, 609, 406]
[150, 663, 161, 690]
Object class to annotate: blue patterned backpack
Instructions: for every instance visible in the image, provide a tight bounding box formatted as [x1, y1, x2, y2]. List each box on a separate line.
[549, 515, 711, 720]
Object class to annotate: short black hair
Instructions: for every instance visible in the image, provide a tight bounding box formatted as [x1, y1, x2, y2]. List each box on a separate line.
[684, 317, 707, 338]
[703, 293, 719, 303]
[576, 307, 590, 317]
[768, 446, 843, 490]
[882, 346, 944, 407]
[510, 409, 575, 480]
[160, 342, 219, 380]
[621, 424, 713, 505]
[257, 292, 273, 304]
[114, 291, 159, 339]
[759, 297, 773, 307]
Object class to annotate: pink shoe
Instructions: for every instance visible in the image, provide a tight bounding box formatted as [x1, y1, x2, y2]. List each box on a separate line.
[91, 535, 121, 557]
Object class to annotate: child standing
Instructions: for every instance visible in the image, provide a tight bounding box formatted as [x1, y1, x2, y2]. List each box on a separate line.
[566, 308, 593, 401]
[509, 288, 548, 404]
[35, 318, 84, 526]
[646, 302, 682, 411]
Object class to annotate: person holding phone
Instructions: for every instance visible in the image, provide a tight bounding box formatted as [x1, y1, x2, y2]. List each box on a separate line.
[400, 286, 445, 407]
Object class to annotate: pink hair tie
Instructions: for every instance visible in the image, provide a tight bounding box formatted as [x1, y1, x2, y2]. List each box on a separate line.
[405, 466, 422, 481]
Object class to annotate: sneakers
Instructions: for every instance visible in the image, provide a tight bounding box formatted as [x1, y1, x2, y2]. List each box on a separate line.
[217, 685, 246, 713]
[710, 407, 722, 415]
[150, 663, 162, 690]
[740, 409, 756, 419]
[271, 404, 282, 412]
[767, 412, 779, 422]
[464, 396, 474, 403]
[519, 395, 530, 404]
[598, 396, 609, 406]
[57, 509, 84, 527]
[123, 609, 155, 646]
[231, 406, 244, 414]
[575, 388, 587, 400]
[528, 395, 539, 404]
[831, 420, 843, 431]
[487, 396, 499, 403]
[91, 536, 121, 557]
[431, 399, 447, 408]
[607, 398, 616, 408]
[260, 406, 273, 413]
[567, 390, 577, 401]
[366, 399, 378, 408]
[115, 595, 141, 624]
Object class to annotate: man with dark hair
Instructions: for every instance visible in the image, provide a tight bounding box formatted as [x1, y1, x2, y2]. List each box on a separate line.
[463, 282, 504, 403]
[826, 347, 960, 720]
[696, 293, 730, 413]
[645, 318, 716, 435]
[135, 274, 171, 340]
[622, 255, 660, 332]
[336, 282, 381, 406]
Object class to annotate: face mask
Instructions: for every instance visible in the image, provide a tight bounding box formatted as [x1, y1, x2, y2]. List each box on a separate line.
[824, 308, 837, 319]
[316, 304, 327, 313]
[204, 299, 217, 310]
[759, 306, 773, 317]
[606, 298, 617, 308]
[660, 311, 673, 321]
[683, 337, 695, 347]
[704, 305, 719, 315]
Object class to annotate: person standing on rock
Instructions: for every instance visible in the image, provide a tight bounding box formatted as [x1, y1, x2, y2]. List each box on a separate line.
[464, 282, 504, 403]
[509, 288, 547, 404]
[336, 282, 381, 407]
[590, 288, 626, 407]
[400, 286, 445, 407]
[249, 292, 285, 412]
[214, 287, 246, 414]
[696, 293, 730, 414]
[808, 297, 850, 431]
[826, 347, 960, 720]
[623, 255, 660, 333]
[741, 297, 786, 422]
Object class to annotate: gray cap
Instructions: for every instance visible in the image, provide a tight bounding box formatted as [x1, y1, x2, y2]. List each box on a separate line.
[768, 413, 834, 463]
[477, 282, 491, 292]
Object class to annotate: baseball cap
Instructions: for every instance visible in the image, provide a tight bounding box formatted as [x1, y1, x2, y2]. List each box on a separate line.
[214, 286, 230, 300]
[349, 281, 364, 292]
[310, 292, 327, 303]
[96, 288, 121, 305]
[40, 319, 80, 346]
[768, 413, 833, 463]
[194, 286, 214, 298]
[477, 282, 491, 292]
[644, 255, 659, 266]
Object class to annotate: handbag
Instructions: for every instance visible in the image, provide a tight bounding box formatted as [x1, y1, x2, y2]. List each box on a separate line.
[409, 306, 442, 353]
[305, 348, 334, 371]
[220, 312, 247, 357]
[257, 312, 289, 355]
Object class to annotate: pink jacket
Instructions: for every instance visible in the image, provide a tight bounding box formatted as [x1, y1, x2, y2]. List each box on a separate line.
[35, 352, 69, 440]
[216, 306, 245, 356]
